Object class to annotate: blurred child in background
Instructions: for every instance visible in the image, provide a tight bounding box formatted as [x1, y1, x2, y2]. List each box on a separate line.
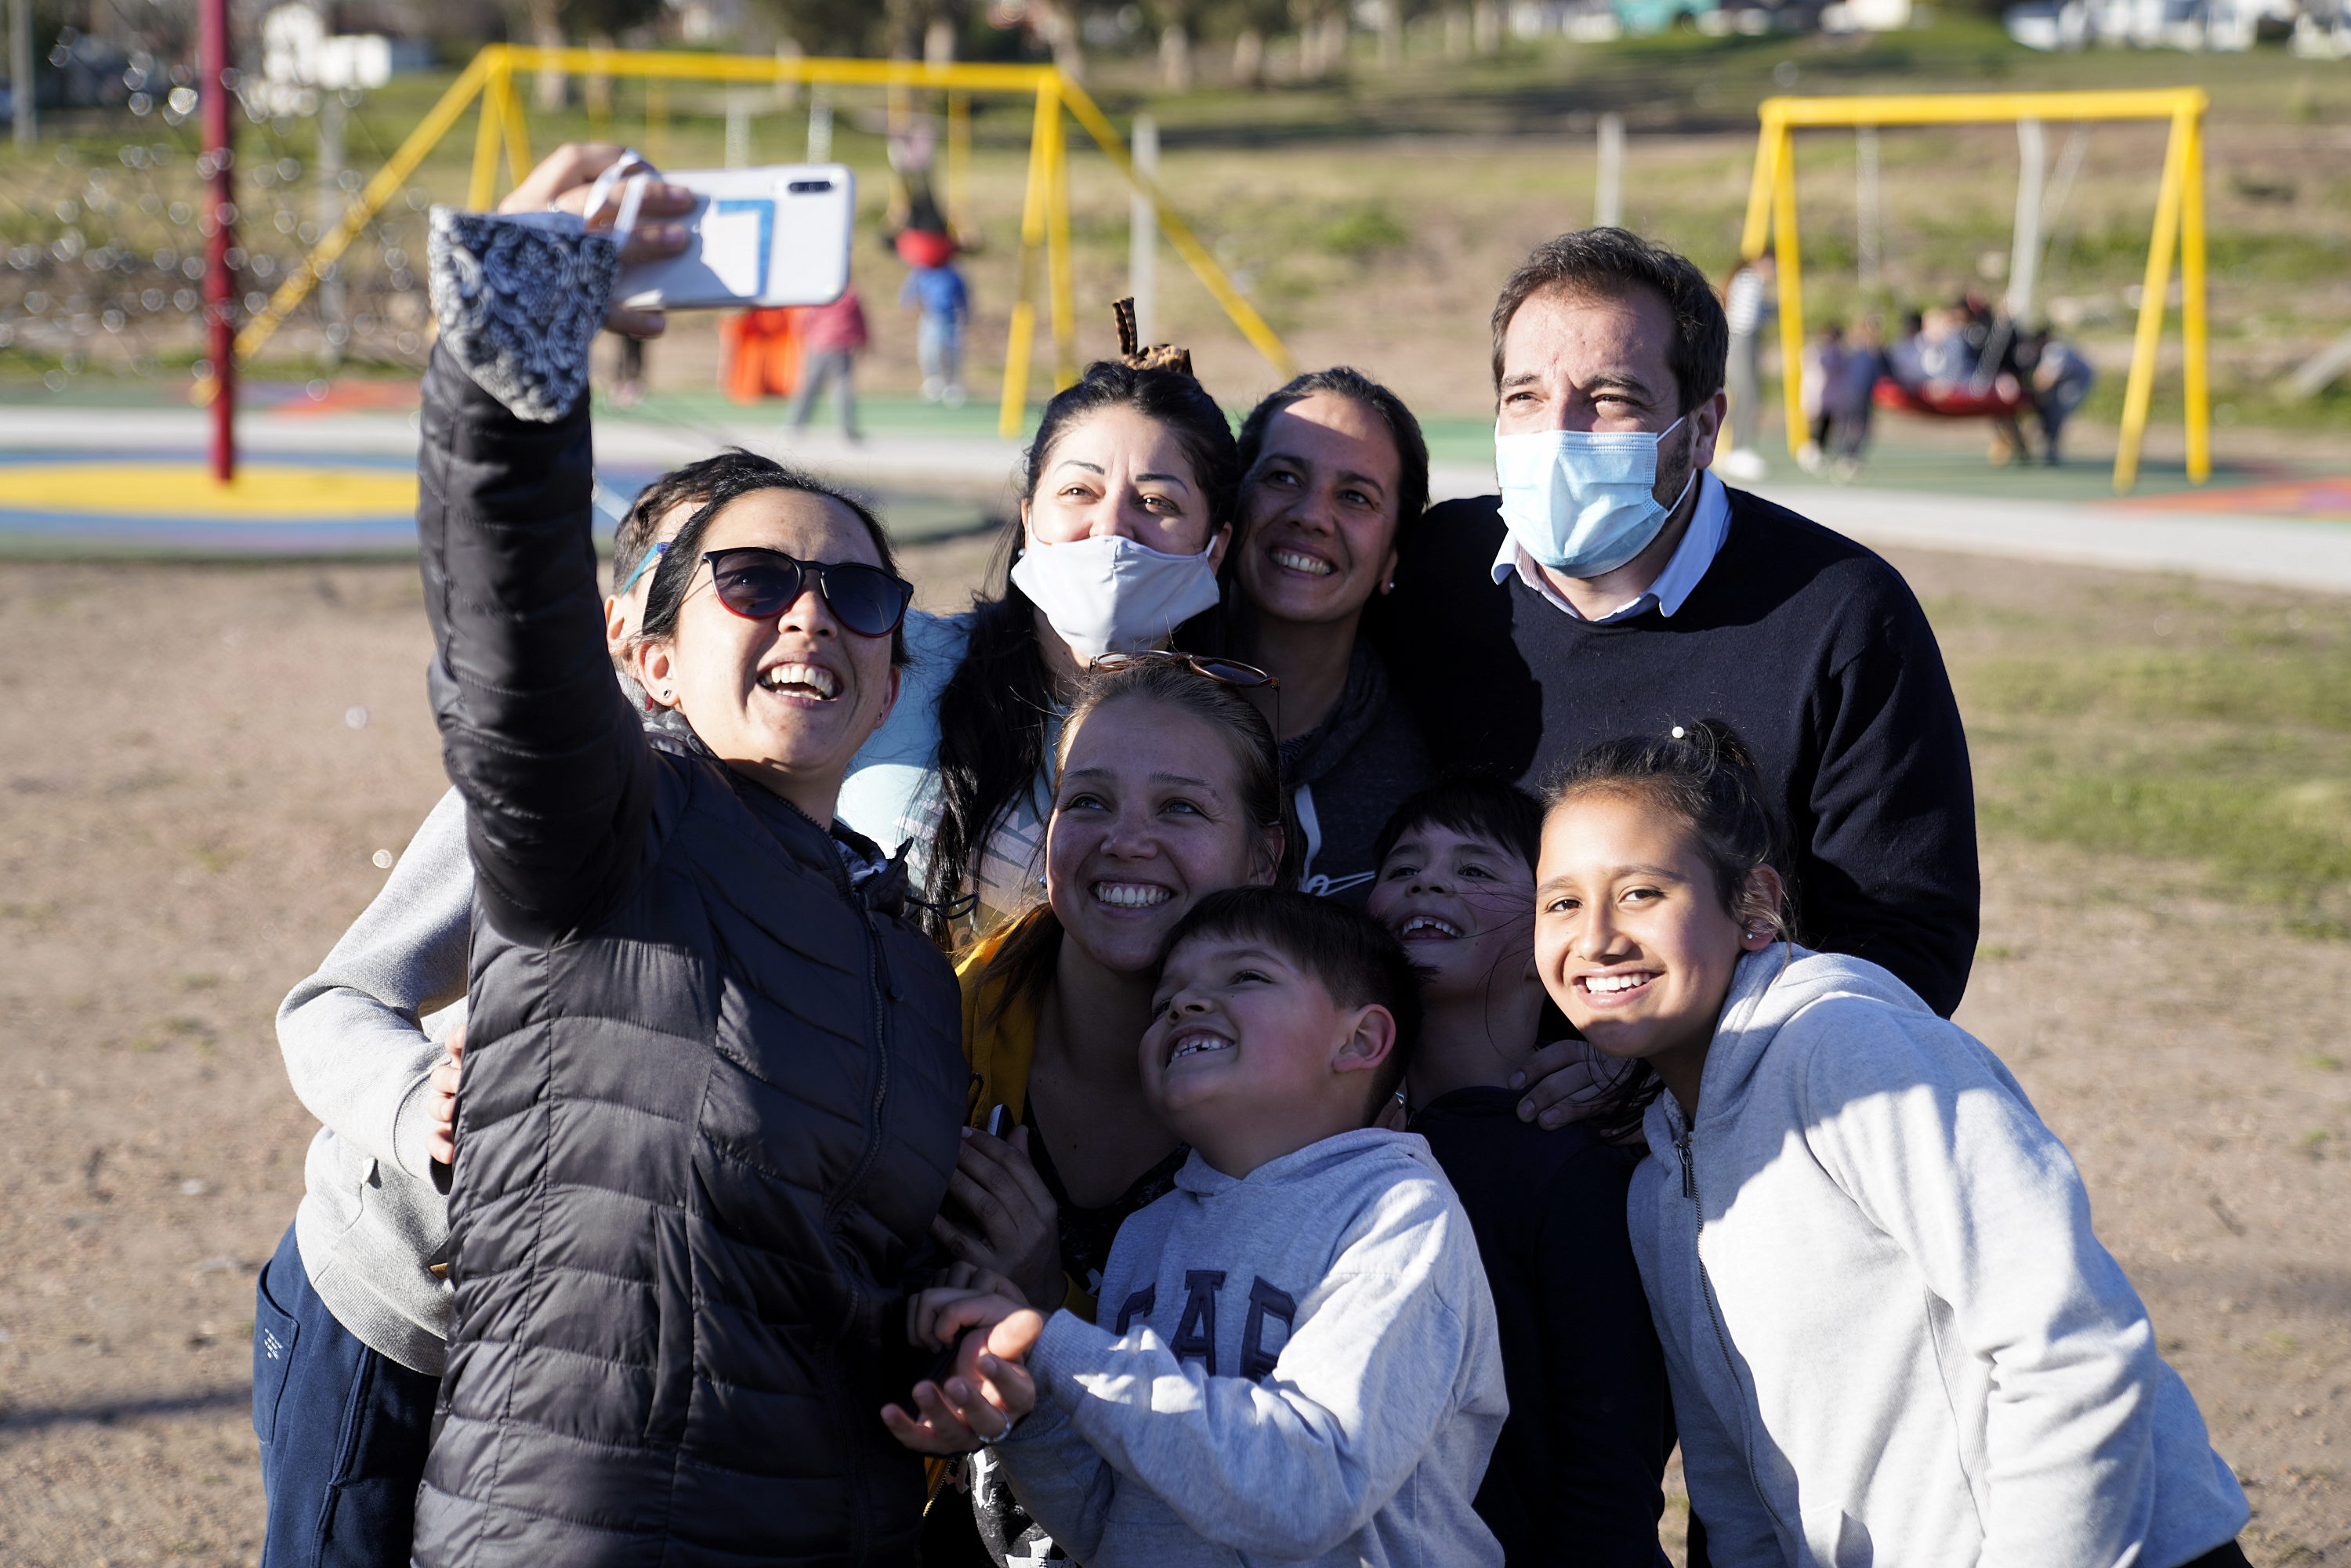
[903, 255, 971, 407]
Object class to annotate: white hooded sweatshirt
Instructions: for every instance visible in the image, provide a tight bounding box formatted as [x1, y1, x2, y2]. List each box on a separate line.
[994, 1128, 1507, 1567]
[1633, 944, 2246, 1568]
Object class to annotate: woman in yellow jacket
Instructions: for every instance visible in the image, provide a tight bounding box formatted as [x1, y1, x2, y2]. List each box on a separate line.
[922, 656, 1298, 1562]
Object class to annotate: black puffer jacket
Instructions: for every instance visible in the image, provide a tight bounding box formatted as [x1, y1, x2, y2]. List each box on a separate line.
[409, 344, 966, 1567]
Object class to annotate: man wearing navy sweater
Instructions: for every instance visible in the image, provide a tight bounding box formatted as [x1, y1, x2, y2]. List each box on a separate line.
[1378, 229, 1978, 1023]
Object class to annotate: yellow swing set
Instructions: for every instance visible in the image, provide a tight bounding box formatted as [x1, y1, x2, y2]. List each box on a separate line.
[234, 45, 1298, 437]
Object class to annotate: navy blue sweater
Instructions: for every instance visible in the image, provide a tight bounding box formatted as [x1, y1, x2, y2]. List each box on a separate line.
[1376, 487, 1977, 1016]
[1413, 1088, 1672, 1567]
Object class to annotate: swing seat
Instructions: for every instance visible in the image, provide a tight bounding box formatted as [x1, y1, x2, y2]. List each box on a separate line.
[1873, 376, 2028, 419]
[893, 227, 958, 269]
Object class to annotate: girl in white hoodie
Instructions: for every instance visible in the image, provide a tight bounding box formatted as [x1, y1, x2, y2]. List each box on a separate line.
[1534, 720, 2250, 1568]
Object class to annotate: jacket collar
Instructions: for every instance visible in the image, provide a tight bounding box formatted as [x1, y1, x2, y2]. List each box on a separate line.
[1646, 942, 1939, 1145]
[1277, 639, 1393, 788]
[1172, 1126, 1433, 1197]
[650, 719, 916, 918]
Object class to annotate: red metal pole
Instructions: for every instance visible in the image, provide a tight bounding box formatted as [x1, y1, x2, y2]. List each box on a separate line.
[200, 0, 235, 483]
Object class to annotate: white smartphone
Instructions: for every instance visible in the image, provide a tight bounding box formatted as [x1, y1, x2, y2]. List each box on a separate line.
[613, 165, 856, 311]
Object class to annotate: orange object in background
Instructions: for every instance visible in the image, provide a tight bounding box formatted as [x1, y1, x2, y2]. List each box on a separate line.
[722, 308, 807, 403]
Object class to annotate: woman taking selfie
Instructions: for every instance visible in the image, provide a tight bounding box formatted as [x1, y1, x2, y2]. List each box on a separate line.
[1227, 368, 1433, 902]
[922, 657, 1299, 1562]
[839, 360, 1243, 940]
[408, 150, 965, 1566]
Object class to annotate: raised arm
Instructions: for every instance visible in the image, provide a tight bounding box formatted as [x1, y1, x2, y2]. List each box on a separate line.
[275, 786, 473, 1185]
[416, 336, 650, 947]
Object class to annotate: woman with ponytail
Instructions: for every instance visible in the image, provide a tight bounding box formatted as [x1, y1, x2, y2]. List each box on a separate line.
[839, 359, 1242, 943]
[1533, 719, 2249, 1568]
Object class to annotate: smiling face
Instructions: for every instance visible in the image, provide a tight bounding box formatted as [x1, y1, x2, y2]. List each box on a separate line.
[629, 489, 901, 825]
[1140, 933, 1393, 1175]
[1044, 697, 1282, 977]
[1023, 402, 1230, 562]
[1234, 391, 1403, 630]
[1367, 821, 1536, 1004]
[1534, 789, 1773, 1111]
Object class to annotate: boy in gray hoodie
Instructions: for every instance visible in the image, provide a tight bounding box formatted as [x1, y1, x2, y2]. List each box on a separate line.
[889, 887, 1508, 1567]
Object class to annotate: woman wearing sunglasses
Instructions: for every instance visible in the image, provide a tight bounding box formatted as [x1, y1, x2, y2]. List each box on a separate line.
[405, 178, 966, 1566]
[839, 357, 1243, 943]
[915, 654, 1299, 1565]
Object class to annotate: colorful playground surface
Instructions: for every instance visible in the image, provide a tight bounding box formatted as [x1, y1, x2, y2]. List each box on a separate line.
[0, 453, 426, 556]
[0, 377, 2343, 558]
[2106, 472, 2351, 520]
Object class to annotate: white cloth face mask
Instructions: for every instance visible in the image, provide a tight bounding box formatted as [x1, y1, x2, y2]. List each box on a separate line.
[1009, 532, 1224, 662]
[1494, 415, 1694, 579]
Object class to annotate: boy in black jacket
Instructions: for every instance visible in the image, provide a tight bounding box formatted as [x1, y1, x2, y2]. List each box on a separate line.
[1368, 777, 1676, 1567]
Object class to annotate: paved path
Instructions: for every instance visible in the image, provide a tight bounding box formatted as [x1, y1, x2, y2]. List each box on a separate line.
[1748, 482, 2351, 596]
[5, 403, 2350, 595]
[1431, 459, 2351, 596]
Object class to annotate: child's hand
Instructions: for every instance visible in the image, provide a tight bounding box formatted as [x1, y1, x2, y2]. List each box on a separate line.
[904, 1266, 1022, 1348]
[880, 1303, 1046, 1454]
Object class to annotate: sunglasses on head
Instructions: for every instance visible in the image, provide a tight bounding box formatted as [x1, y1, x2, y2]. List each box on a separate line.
[1087, 650, 1279, 689]
[700, 547, 914, 639]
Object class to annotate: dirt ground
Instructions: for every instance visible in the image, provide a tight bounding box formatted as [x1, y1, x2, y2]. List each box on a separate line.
[1, 540, 2345, 1566]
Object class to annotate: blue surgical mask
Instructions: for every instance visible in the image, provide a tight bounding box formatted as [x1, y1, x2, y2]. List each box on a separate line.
[1494, 416, 1694, 578]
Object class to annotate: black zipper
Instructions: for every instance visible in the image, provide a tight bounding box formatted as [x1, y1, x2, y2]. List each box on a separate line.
[828, 908, 896, 1226]
[1675, 1119, 1793, 1542]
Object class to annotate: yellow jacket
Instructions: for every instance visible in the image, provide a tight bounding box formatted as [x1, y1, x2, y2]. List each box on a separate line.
[956, 923, 1042, 1132]
[953, 918, 1096, 1322]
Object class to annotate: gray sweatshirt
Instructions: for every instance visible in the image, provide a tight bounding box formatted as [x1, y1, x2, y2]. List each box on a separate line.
[1637, 944, 2248, 1568]
[275, 786, 470, 1374]
[996, 1128, 1507, 1567]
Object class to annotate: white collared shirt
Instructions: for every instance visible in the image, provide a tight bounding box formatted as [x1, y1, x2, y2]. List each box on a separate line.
[1490, 469, 1731, 624]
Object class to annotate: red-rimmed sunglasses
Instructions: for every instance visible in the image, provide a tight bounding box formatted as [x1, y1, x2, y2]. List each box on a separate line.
[701, 547, 914, 639]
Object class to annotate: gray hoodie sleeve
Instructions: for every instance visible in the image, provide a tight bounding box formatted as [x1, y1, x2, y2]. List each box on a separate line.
[1795, 999, 2209, 1568]
[1005, 1177, 1487, 1559]
[275, 787, 475, 1185]
[986, 1397, 1116, 1562]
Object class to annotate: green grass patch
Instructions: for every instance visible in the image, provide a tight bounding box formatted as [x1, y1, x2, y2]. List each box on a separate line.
[1970, 644, 2351, 732]
[1946, 592, 2351, 936]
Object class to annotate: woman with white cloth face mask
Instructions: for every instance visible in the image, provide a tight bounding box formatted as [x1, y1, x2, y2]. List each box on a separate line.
[832, 358, 1242, 945]
[1491, 281, 1726, 621]
[1012, 400, 1233, 672]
